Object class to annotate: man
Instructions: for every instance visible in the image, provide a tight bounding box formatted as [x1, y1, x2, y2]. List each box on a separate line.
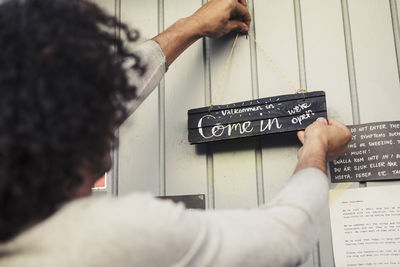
[0, 0, 351, 266]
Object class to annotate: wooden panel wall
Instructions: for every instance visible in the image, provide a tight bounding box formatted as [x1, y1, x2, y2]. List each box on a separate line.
[93, 0, 400, 266]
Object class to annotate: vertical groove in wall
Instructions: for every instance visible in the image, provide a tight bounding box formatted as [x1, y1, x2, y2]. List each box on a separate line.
[248, 0, 265, 206]
[112, 0, 121, 197]
[293, 0, 307, 89]
[158, 0, 166, 196]
[313, 243, 322, 267]
[341, 0, 364, 189]
[112, 129, 119, 196]
[203, 0, 215, 210]
[390, 0, 400, 83]
[206, 145, 215, 209]
[294, 1, 321, 266]
[341, 0, 360, 125]
[203, 33, 215, 209]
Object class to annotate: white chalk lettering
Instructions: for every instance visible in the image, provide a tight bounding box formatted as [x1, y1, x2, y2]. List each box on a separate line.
[265, 104, 274, 109]
[368, 155, 379, 161]
[354, 165, 368, 171]
[197, 115, 255, 139]
[287, 102, 312, 115]
[198, 115, 216, 139]
[291, 110, 315, 125]
[368, 140, 393, 146]
[388, 161, 398, 167]
[389, 132, 400, 137]
[334, 158, 352, 165]
[335, 174, 351, 180]
[212, 124, 224, 137]
[355, 172, 372, 178]
[351, 150, 367, 156]
[260, 118, 282, 132]
[360, 133, 386, 139]
[221, 106, 262, 116]
[369, 162, 385, 168]
[349, 143, 357, 149]
[369, 124, 386, 131]
[378, 171, 387, 176]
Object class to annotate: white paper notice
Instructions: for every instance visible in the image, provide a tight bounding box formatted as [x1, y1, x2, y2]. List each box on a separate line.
[330, 185, 400, 267]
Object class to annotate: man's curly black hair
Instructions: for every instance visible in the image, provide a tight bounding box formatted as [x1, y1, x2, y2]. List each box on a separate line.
[0, 0, 144, 242]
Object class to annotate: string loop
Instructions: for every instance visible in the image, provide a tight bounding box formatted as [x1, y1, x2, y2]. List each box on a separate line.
[295, 88, 307, 93]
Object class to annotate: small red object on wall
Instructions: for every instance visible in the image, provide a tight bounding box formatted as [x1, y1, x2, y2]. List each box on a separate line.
[93, 174, 106, 188]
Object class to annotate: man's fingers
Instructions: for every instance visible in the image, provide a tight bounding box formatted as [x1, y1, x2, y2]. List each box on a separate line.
[238, 0, 247, 7]
[315, 117, 328, 125]
[297, 131, 305, 144]
[328, 119, 349, 131]
[232, 1, 251, 26]
[328, 119, 352, 142]
[226, 20, 248, 33]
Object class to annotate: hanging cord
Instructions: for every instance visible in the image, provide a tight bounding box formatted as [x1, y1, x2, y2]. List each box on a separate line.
[247, 32, 306, 94]
[246, 32, 354, 206]
[209, 33, 240, 111]
[210, 31, 307, 110]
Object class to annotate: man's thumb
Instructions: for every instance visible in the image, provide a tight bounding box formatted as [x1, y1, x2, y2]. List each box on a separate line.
[297, 131, 305, 144]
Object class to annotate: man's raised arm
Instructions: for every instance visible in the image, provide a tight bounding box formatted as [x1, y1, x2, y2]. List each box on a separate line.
[153, 0, 251, 66]
[126, 0, 251, 115]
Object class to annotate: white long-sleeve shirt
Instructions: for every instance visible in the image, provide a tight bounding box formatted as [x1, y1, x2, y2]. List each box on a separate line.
[0, 41, 329, 267]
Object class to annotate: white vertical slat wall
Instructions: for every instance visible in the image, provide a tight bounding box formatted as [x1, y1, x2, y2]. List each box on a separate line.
[210, 26, 258, 209]
[163, 0, 208, 197]
[254, 0, 300, 205]
[92, 0, 400, 266]
[253, 2, 316, 266]
[301, 1, 355, 266]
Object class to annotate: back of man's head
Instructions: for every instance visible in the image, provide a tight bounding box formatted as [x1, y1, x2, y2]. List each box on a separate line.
[0, 0, 142, 242]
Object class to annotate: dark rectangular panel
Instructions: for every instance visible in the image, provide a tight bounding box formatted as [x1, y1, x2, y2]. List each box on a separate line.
[188, 91, 327, 144]
[330, 121, 400, 183]
[158, 194, 206, 210]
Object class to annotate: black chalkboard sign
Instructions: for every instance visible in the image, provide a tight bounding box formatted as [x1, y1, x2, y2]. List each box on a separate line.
[330, 121, 400, 183]
[188, 91, 327, 144]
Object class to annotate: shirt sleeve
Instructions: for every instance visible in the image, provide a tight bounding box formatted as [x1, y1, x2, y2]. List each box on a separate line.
[79, 168, 328, 267]
[124, 39, 167, 115]
[9, 168, 329, 267]
[176, 167, 330, 267]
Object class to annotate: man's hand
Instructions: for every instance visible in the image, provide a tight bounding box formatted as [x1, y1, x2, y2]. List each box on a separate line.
[152, 0, 251, 66]
[191, 0, 251, 38]
[294, 118, 352, 174]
